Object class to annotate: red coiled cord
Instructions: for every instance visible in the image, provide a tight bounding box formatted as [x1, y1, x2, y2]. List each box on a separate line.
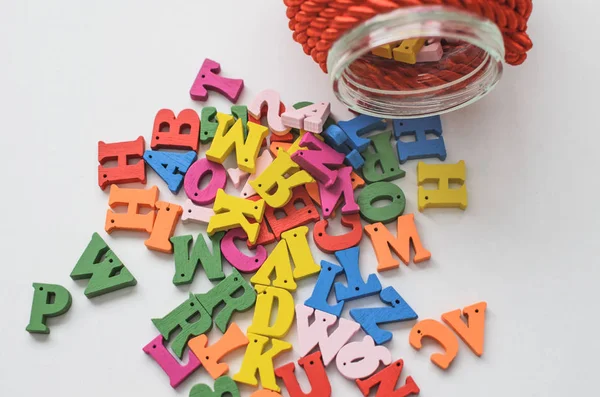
[283, 0, 533, 76]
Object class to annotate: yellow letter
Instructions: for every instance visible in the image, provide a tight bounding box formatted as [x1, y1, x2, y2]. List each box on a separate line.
[207, 189, 265, 244]
[281, 226, 319, 279]
[417, 160, 467, 211]
[250, 226, 319, 289]
[249, 150, 314, 208]
[392, 39, 426, 64]
[248, 285, 295, 339]
[233, 333, 292, 392]
[205, 114, 269, 173]
[250, 240, 297, 291]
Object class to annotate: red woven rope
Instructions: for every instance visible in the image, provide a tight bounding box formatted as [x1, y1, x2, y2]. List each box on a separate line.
[284, 0, 533, 79]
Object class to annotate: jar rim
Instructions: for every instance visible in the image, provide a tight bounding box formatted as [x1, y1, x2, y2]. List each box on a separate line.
[327, 6, 506, 119]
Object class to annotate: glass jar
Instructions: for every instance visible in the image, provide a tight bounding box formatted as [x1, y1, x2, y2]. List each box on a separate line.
[284, 2, 533, 119]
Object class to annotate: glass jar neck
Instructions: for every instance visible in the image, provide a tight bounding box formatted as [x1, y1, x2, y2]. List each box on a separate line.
[327, 6, 505, 119]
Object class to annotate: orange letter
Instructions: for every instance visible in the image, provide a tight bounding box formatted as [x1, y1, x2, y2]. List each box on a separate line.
[105, 185, 158, 234]
[145, 201, 183, 253]
[188, 323, 249, 379]
[442, 302, 487, 357]
[409, 320, 458, 370]
[365, 214, 430, 272]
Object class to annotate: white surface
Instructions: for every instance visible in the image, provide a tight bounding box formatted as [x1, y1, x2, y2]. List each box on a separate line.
[1, 1, 598, 396]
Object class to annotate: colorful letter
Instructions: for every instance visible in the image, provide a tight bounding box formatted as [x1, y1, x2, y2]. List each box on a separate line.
[26, 283, 72, 334]
[71, 232, 136, 298]
[195, 269, 256, 333]
[248, 285, 295, 339]
[250, 150, 314, 208]
[393, 116, 446, 163]
[233, 333, 292, 391]
[417, 160, 467, 211]
[151, 294, 213, 359]
[144, 150, 197, 194]
[170, 232, 224, 285]
[349, 287, 418, 345]
[208, 189, 266, 245]
[336, 336, 392, 379]
[98, 136, 145, 190]
[188, 323, 249, 379]
[105, 185, 158, 234]
[274, 352, 332, 397]
[184, 158, 228, 206]
[143, 334, 201, 388]
[189, 58, 244, 102]
[295, 304, 360, 366]
[145, 201, 183, 253]
[364, 214, 431, 271]
[150, 109, 200, 151]
[205, 115, 269, 173]
[356, 359, 420, 397]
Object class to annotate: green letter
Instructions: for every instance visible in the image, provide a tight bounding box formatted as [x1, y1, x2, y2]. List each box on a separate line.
[71, 232, 136, 298]
[26, 283, 72, 334]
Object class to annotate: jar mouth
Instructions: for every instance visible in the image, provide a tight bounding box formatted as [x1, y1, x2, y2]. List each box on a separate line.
[327, 6, 505, 119]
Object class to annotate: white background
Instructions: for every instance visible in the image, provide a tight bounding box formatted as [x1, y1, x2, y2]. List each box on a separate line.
[1, 1, 598, 396]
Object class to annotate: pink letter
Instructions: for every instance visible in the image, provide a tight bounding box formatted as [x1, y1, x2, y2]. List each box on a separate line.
[182, 199, 215, 224]
[248, 90, 290, 135]
[282, 102, 331, 134]
[319, 166, 360, 219]
[142, 335, 201, 388]
[336, 336, 392, 380]
[227, 167, 248, 189]
[291, 132, 345, 187]
[189, 58, 244, 103]
[295, 304, 360, 366]
[184, 158, 227, 205]
[221, 228, 267, 273]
